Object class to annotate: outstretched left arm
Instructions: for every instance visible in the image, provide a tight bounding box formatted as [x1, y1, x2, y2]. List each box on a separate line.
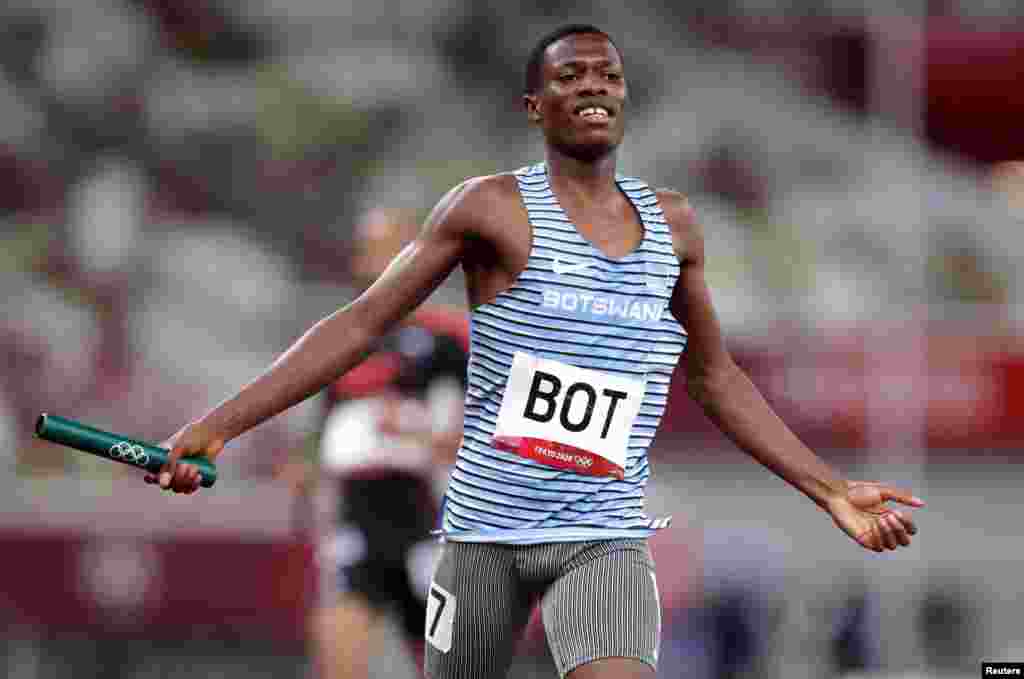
[658, 190, 923, 552]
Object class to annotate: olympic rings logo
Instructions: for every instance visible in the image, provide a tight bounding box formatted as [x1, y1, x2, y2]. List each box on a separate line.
[108, 441, 150, 467]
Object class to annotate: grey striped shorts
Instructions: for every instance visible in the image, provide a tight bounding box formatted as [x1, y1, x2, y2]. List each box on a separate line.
[424, 539, 660, 678]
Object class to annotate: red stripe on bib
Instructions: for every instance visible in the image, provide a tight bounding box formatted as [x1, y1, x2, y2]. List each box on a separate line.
[492, 436, 625, 480]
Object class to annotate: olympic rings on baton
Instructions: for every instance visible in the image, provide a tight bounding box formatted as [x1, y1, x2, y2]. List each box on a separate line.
[108, 440, 150, 467]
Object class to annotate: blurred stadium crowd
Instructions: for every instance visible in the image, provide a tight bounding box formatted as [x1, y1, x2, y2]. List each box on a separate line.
[2, 1, 1024, 678]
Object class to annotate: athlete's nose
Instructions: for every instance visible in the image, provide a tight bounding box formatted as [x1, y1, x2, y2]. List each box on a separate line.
[576, 72, 608, 98]
[577, 84, 607, 98]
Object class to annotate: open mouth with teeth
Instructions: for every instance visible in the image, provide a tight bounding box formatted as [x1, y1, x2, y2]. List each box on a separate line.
[575, 105, 612, 121]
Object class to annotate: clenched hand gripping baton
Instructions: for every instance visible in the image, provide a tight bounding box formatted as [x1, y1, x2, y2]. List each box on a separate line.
[35, 414, 218, 488]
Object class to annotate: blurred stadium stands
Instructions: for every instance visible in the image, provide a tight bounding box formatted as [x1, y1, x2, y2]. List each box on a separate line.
[2, 1, 1023, 677]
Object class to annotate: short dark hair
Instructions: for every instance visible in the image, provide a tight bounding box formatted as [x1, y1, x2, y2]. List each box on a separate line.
[524, 24, 619, 94]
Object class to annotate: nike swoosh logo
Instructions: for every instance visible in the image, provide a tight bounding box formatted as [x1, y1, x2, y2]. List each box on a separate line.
[552, 257, 592, 275]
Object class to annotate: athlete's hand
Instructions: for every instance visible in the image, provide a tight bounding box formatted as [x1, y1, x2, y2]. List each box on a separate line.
[144, 421, 225, 494]
[825, 481, 924, 552]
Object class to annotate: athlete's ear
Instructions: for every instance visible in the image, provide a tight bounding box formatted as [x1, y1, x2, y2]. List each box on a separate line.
[524, 94, 541, 124]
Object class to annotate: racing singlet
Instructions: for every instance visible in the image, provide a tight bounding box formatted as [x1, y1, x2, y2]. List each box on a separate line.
[439, 163, 688, 544]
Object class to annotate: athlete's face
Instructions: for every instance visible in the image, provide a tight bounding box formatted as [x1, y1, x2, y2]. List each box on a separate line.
[525, 33, 627, 161]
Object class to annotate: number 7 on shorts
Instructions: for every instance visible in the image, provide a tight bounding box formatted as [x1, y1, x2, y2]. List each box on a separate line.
[425, 582, 456, 653]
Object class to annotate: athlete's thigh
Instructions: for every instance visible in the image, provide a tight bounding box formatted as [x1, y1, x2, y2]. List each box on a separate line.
[541, 540, 660, 678]
[425, 541, 533, 679]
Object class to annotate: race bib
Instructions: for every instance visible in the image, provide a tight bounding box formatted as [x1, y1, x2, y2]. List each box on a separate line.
[492, 352, 645, 479]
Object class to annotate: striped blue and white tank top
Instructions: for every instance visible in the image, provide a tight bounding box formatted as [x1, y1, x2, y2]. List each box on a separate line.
[439, 162, 688, 544]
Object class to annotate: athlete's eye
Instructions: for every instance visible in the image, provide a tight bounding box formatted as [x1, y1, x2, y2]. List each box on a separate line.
[605, 73, 622, 81]
[558, 73, 577, 82]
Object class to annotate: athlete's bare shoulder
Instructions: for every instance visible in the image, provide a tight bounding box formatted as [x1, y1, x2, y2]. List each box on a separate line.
[433, 172, 522, 240]
[655, 188, 701, 265]
[439, 172, 531, 306]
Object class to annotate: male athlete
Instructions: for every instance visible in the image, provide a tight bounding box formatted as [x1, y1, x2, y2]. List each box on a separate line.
[148, 24, 925, 679]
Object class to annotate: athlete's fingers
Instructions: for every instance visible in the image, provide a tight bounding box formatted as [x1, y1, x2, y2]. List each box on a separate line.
[880, 514, 908, 547]
[887, 514, 911, 547]
[158, 438, 189, 491]
[891, 509, 917, 536]
[876, 514, 897, 550]
[856, 525, 883, 553]
[159, 441, 185, 489]
[181, 466, 196, 494]
[144, 473, 158, 484]
[878, 485, 925, 508]
[169, 462, 194, 494]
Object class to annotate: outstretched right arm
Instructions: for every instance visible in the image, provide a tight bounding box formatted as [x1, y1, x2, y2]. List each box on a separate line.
[150, 177, 492, 492]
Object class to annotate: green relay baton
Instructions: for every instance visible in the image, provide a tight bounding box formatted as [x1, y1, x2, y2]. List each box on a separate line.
[35, 414, 218, 488]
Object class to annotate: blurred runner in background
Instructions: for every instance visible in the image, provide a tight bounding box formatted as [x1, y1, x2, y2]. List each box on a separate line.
[285, 208, 468, 679]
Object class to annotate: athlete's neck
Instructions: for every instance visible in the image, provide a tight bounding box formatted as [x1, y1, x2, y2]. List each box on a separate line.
[545, 149, 619, 202]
